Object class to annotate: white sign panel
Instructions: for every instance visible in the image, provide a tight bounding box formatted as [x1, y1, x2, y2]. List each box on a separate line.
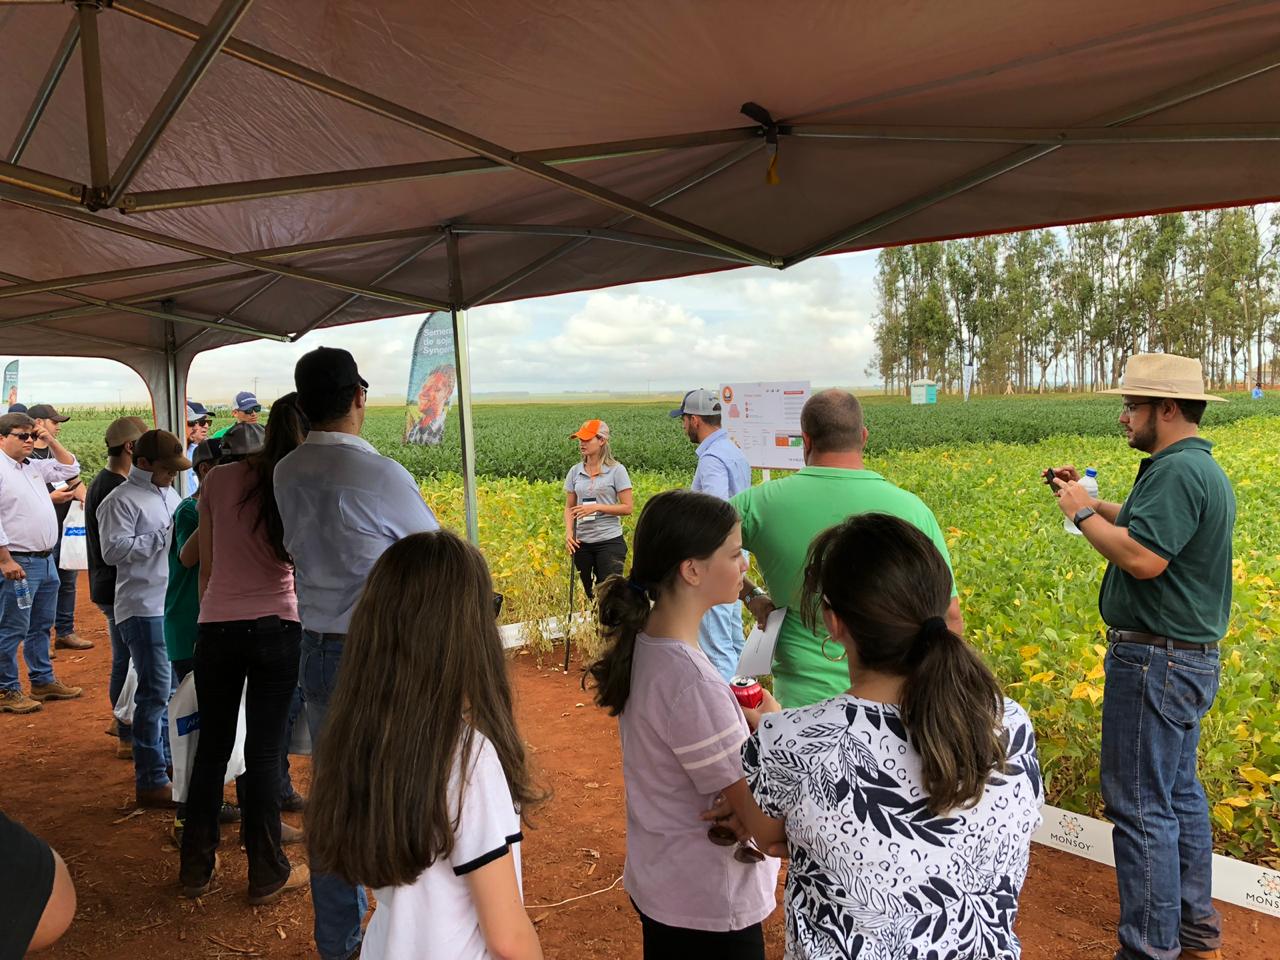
[719, 381, 810, 470]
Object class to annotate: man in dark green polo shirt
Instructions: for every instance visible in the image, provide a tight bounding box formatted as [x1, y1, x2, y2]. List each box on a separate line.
[731, 389, 962, 707]
[1052, 353, 1234, 960]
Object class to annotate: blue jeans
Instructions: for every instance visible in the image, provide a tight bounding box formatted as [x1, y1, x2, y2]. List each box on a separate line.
[0, 554, 59, 691]
[698, 600, 746, 682]
[51, 539, 77, 637]
[118, 615, 173, 791]
[1101, 640, 1222, 960]
[96, 603, 133, 742]
[301, 629, 366, 960]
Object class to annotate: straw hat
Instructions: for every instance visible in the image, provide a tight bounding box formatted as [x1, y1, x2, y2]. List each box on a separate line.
[1099, 353, 1227, 403]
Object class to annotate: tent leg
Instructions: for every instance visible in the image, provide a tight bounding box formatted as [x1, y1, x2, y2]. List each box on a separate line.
[161, 316, 189, 494]
[448, 233, 479, 545]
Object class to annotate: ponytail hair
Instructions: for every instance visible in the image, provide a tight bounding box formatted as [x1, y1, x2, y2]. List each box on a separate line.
[586, 490, 738, 715]
[802, 513, 1006, 815]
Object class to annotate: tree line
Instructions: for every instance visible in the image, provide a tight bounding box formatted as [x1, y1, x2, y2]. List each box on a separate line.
[870, 205, 1280, 394]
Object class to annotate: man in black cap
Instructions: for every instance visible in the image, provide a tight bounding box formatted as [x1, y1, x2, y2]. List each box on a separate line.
[28, 405, 92, 653]
[275, 347, 438, 960]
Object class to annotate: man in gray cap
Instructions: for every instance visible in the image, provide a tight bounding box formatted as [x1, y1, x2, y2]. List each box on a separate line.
[670, 388, 752, 680]
[184, 401, 212, 493]
[28, 404, 92, 653]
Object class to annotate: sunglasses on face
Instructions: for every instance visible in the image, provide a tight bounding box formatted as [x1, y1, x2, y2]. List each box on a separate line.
[243, 406, 262, 414]
[6, 432, 36, 441]
[189, 419, 211, 428]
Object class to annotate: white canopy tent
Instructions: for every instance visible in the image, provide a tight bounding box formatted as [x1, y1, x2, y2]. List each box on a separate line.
[3, 0, 1280, 536]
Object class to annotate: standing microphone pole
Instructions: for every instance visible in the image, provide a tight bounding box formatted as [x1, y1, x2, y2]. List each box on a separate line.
[563, 517, 577, 674]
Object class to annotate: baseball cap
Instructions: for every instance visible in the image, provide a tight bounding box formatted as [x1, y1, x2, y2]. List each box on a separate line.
[669, 388, 722, 418]
[27, 403, 70, 423]
[295, 347, 368, 400]
[186, 400, 211, 422]
[104, 416, 149, 448]
[234, 390, 261, 412]
[222, 422, 265, 456]
[6, 403, 26, 414]
[133, 429, 192, 471]
[190, 437, 223, 470]
[569, 419, 610, 441]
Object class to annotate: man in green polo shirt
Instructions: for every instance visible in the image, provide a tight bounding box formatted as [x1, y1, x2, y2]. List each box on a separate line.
[1051, 353, 1234, 960]
[731, 389, 962, 708]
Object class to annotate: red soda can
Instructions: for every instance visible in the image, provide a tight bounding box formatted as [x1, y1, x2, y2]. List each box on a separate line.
[730, 676, 764, 709]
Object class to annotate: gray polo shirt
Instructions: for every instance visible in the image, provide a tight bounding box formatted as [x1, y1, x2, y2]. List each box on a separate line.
[564, 461, 631, 544]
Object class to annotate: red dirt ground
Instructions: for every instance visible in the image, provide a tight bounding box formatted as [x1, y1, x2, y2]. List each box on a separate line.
[3, 576, 1277, 959]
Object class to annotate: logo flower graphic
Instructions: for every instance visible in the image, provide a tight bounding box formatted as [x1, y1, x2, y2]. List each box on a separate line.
[1059, 815, 1084, 839]
[1260, 872, 1280, 897]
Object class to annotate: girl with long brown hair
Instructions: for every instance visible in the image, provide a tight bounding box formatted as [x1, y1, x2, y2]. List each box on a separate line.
[307, 530, 542, 960]
[731, 513, 1043, 959]
[586, 489, 780, 960]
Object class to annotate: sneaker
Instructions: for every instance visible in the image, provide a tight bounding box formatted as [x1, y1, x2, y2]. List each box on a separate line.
[280, 791, 306, 813]
[218, 802, 241, 824]
[29, 680, 83, 702]
[54, 632, 94, 650]
[247, 863, 310, 906]
[179, 853, 220, 899]
[0, 689, 42, 714]
[171, 814, 185, 847]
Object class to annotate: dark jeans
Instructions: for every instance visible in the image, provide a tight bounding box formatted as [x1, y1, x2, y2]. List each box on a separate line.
[96, 603, 133, 742]
[50, 539, 76, 637]
[179, 618, 300, 893]
[572, 535, 627, 600]
[1101, 640, 1222, 960]
[280, 684, 303, 801]
[301, 629, 366, 960]
[631, 899, 764, 960]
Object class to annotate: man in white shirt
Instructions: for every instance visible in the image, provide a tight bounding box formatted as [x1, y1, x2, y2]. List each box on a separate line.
[275, 347, 438, 960]
[0, 413, 84, 713]
[97, 430, 188, 808]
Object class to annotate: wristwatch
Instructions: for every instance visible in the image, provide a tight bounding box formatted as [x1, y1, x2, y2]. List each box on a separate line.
[1072, 506, 1098, 528]
[743, 586, 768, 604]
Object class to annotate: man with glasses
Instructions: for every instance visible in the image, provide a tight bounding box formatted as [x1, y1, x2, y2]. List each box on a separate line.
[275, 347, 438, 960]
[184, 402, 212, 493]
[0, 412, 84, 713]
[1051, 354, 1233, 960]
[211, 391, 261, 439]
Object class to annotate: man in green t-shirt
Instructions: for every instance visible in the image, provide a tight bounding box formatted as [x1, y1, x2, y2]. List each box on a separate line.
[1051, 353, 1234, 960]
[731, 389, 961, 708]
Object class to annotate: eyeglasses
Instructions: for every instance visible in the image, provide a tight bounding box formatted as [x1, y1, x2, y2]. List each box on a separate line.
[1121, 400, 1160, 415]
[5, 432, 36, 441]
[706, 823, 766, 864]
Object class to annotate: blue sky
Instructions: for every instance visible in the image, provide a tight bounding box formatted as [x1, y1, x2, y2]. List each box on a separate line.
[20, 249, 879, 406]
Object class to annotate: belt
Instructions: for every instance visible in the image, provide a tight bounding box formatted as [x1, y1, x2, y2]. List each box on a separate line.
[9, 550, 52, 559]
[304, 629, 346, 644]
[1106, 627, 1218, 653]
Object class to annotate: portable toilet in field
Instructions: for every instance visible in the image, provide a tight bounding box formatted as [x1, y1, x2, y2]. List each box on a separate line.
[910, 378, 938, 405]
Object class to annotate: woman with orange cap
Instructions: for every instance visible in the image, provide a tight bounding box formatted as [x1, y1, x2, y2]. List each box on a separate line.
[564, 419, 633, 600]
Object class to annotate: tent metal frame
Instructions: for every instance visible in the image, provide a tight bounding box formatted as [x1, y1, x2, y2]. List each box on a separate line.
[1, 0, 1278, 527]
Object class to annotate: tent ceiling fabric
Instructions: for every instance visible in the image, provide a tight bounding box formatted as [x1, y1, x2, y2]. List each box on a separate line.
[2, 0, 1280, 371]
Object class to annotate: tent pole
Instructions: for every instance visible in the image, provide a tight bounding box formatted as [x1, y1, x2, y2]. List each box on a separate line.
[6, 17, 80, 165]
[106, 0, 255, 207]
[1, 194, 451, 312]
[0, 161, 85, 204]
[75, 1, 109, 194]
[447, 232, 479, 545]
[450, 223, 751, 264]
[175, 274, 282, 352]
[111, 0, 780, 268]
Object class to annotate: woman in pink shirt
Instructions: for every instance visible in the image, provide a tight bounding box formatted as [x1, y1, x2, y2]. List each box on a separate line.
[178, 395, 309, 905]
[586, 489, 781, 959]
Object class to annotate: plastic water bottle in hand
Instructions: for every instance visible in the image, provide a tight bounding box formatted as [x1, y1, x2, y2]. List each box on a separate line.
[14, 577, 32, 610]
[1064, 468, 1099, 535]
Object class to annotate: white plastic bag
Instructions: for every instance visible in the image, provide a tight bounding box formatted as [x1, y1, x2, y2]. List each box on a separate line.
[168, 673, 248, 804]
[58, 501, 88, 571]
[113, 662, 138, 726]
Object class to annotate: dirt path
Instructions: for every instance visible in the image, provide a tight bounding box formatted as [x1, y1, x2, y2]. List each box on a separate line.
[2, 577, 1275, 959]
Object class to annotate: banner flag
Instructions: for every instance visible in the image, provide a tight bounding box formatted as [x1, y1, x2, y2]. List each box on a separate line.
[403, 313, 458, 446]
[3, 360, 18, 408]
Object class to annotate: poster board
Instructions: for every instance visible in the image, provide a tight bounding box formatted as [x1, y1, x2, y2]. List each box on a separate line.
[719, 380, 810, 470]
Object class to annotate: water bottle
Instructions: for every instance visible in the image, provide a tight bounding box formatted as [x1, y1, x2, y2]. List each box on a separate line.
[1064, 468, 1099, 535]
[14, 577, 32, 610]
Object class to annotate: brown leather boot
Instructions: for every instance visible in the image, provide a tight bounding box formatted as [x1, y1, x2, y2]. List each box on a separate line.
[29, 680, 82, 701]
[1179, 950, 1222, 960]
[54, 632, 94, 650]
[247, 863, 310, 906]
[136, 785, 177, 809]
[0, 689, 42, 714]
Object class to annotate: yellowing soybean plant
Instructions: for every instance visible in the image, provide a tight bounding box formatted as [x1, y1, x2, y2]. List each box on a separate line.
[57, 395, 1280, 862]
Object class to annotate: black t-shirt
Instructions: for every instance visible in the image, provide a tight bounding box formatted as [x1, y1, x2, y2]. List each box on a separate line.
[0, 811, 54, 960]
[86, 468, 128, 606]
[27, 446, 77, 526]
